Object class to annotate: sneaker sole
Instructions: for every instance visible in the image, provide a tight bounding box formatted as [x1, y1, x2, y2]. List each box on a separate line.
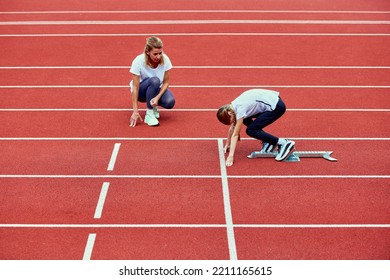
[144, 119, 159, 126]
[145, 122, 159, 126]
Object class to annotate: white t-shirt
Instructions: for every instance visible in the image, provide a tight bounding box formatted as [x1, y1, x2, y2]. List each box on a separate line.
[232, 89, 280, 120]
[129, 53, 172, 92]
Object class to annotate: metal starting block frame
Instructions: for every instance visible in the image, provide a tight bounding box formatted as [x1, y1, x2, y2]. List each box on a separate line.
[247, 150, 337, 162]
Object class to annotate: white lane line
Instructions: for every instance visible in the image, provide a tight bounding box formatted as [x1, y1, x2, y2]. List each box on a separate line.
[0, 174, 389, 179]
[82, 233, 96, 260]
[1, 20, 390, 25]
[236, 224, 390, 228]
[107, 143, 121, 171]
[1, 10, 389, 14]
[94, 182, 110, 219]
[218, 138, 237, 260]
[229, 175, 390, 179]
[1, 33, 389, 37]
[1, 224, 389, 228]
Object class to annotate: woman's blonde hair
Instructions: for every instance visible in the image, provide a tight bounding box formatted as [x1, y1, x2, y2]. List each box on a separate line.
[144, 36, 165, 65]
[217, 104, 235, 125]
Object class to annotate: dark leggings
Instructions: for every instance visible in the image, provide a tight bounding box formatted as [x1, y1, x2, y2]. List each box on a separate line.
[138, 77, 175, 109]
[244, 98, 286, 145]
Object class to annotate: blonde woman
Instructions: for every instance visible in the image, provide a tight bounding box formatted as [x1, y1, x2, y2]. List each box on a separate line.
[217, 88, 295, 166]
[129, 36, 175, 127]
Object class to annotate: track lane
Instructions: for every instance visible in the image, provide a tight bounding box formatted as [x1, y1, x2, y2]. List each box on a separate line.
[0, 228, 92, 259]
[230, 139, 389, 175]
[0, 178, 226, 224]
[0, 178, 104, 223]
[1, 88, 389, 110]
[0, 140, 388, 176]
[230, 178, 390, 224]
[235, 228, 390, 259]
[1, 36, 390, 66]
[0, 140, 118, 175]
[2, 24, 389, 35]
[2, 10, 390, 22]
[0, 111, 388, 138]
[0, 0, 389, 12]
[1, 178, 388, 224]
[1, 68, 389, 86]
[1, 226, 388, 259]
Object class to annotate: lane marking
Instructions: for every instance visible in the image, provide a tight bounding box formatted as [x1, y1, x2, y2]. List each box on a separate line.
[1, 33, 389, 37]
[229, 175, 390, 179]
[1, 10, 390, 14]
[0, 175, 388, 179]
[1, 224, 389, 228]
[94, 182, 110, 219]
[1, 20, 390, 25]
[82, 233, 96, 260]
[218, 138, 237, 260]
[107, 143, 120, 171]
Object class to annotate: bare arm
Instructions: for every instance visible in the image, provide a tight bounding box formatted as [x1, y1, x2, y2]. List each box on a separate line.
[130, 74, 143, 127]
[224, 124, 235, 153]
[225, 118, 243, 167]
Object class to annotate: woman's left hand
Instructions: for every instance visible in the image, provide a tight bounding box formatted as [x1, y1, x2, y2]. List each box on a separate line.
[150, 97, 159, 107]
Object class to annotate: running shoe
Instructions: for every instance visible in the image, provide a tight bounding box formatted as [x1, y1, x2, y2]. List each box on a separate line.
[275, 139, 295, 161]
[144, 110, 159, 126]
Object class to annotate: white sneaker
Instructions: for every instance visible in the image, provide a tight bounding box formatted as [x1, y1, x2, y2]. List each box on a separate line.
[275, 139, 295, 161]
[153, 107, 160, 119]
[144, 110, 159, 126]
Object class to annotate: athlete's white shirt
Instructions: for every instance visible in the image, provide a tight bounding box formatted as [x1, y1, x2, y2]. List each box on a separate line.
[232, 89, 280, 120]
[129, 53, 172, 92]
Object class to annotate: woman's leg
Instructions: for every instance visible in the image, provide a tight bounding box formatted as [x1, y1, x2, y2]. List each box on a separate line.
[139, 77, 175, 109]
[158, 88, 175, 109]
[139, 77, 160, 109]
[245, 98, 286, 145]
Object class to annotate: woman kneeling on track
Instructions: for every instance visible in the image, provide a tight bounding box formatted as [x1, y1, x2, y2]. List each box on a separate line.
[129, 36, 175, 127]
[217, 88, 295, 167]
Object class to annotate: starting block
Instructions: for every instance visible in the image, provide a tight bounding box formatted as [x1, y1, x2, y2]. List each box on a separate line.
[247, 150, 337, 162]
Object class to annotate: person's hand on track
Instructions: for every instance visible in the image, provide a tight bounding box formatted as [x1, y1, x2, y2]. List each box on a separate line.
[130, 112, 143, 127]
[226, 155, 234, 167]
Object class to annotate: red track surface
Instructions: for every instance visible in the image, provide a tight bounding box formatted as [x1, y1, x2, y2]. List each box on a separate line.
[0, 0, 389, 261]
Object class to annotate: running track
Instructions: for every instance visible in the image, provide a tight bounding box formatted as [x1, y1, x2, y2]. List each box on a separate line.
[0, 0, 389, 260]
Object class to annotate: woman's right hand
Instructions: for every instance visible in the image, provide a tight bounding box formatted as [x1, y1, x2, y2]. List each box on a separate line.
[130, 112, 143, 127]
[226, 155, 234, 167]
